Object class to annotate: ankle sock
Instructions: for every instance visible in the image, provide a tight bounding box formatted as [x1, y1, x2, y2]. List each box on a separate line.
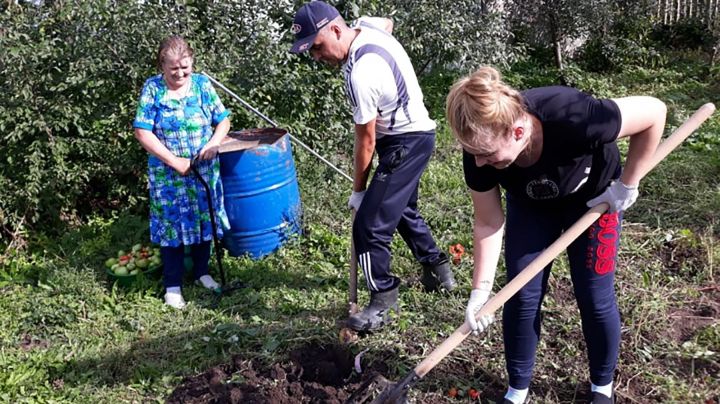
[166, 286, 181, 294]
[505, 386, 529, 404]
[591, 381, 613, 398]
[198, 275, 220, 289]
[164, 287, 186, 309]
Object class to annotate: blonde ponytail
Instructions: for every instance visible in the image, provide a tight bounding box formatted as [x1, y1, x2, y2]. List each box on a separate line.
[446, 66, 526, 152]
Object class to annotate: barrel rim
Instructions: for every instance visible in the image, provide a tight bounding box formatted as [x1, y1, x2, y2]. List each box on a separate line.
[220, 127, 289, 154]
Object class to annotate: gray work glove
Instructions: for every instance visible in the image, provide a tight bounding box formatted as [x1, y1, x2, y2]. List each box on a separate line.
[348, 190, 366, 211]
[586, 180, 639, 213]
[465, 288, 495, 335]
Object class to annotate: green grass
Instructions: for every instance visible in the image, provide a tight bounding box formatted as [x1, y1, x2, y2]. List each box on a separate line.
[1, 62, 719, 403]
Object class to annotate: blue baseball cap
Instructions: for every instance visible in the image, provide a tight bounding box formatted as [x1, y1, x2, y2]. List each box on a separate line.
[290, 1, 340, 54]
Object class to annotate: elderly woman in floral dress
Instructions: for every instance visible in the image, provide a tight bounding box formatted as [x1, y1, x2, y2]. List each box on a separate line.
[133, 35, 230, 309]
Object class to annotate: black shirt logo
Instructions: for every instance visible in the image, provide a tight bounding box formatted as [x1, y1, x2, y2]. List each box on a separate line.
[526, 178, 560, 200]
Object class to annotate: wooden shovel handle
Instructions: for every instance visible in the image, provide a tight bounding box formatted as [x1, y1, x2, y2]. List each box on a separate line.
[349, 209, 359, 315]
[413, 102, 716, 379]
[648, 103, 716, 169]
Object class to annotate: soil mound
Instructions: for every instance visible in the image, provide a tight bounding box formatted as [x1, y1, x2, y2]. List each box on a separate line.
[167, 343, 366, 403]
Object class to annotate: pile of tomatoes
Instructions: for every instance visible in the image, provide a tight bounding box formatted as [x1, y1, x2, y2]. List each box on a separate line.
[105, 243, 162, 276]
[447, 386, 481, 400]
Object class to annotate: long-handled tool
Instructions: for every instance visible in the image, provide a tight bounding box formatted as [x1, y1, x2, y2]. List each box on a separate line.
[190, 156, 247, 304]
[347, 103, 716, 404]
[339, 209, 361, 344]
[349, 209, 359, 315]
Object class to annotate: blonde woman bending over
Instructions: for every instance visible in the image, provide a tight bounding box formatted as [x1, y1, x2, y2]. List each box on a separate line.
[446, 66, 666, 404]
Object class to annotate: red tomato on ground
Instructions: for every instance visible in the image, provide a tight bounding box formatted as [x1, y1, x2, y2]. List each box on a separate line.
[468, 388, 480, 400]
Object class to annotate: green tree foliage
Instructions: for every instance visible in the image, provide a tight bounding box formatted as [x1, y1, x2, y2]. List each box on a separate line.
[2, 3, 124, 237]
[0, 0, 518, 246]
[0, 0, 347, 244]
[579, 0, 668, 72]
[345, 0, 518, 75]
[0, 1, 187, 243]
[1, 0, 714, 248]
[507, 0, 618, 70]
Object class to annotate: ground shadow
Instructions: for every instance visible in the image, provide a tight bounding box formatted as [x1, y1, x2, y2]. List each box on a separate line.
[56, 300, 351, 389]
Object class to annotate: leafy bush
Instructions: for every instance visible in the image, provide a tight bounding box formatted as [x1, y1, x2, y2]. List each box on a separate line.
[0, 1, 173, 242]
[0, 250, 50, 287]
[651, 20, 718, 50]
[0, 0, 523, 247]
[579, 36, 666, 72]
[1, 0, 716, 251]
[0, 0, 350, 246]
[576, 1, 665, 72]
[344, 0, 519, 74]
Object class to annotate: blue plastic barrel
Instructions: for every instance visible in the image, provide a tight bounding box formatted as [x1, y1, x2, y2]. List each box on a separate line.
[219, 128, 302, 258]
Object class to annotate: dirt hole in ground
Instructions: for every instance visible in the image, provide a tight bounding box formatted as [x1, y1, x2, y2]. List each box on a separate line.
[289, 343, 353, 386]
[167, 343, 375, 403]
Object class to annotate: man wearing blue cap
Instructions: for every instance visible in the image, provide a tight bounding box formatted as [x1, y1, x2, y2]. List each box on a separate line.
[290, 1, 457, 331]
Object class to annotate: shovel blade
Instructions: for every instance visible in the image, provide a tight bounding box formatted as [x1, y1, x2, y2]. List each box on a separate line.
[345, 373, 394, 404]
[346, 370, 419, 404]
[369, 383, 408, 404]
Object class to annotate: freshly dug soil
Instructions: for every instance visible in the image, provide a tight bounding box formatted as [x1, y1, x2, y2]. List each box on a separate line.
[167, 343, 369, 403]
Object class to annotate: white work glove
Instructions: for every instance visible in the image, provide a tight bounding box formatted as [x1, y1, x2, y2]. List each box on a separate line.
[465, 288, 495, 335]
[586, 180, 639, 213]
[348, 190, 366, 211]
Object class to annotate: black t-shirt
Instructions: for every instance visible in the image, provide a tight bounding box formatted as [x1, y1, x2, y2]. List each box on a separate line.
[463, 86, 622, 207]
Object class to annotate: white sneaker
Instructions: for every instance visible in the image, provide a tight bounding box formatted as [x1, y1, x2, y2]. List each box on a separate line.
[164, 291, 186, 309]
[196, 275, 220, 290]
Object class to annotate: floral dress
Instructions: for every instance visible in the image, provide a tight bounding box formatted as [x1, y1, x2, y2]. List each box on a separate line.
[133, 73, 230, 247]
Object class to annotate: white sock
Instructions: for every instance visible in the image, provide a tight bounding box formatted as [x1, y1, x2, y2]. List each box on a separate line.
[591, 381, 613, 398]
[505, 386, 529, 404]
[164, 287, 186, 309]
[198, 275, 220, 289]
[166, 286, 181, 294]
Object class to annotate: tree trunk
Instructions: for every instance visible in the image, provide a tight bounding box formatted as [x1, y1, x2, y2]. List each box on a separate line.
[710, 0, 714, 23]
[546, 5, 564, 71]
[707, 0, 713, 25]
[554, 40, 564, 71]
[688, 0, 692, 19]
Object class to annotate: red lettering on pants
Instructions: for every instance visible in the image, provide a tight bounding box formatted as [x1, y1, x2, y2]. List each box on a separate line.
[599, 212, 619, 228]
[595, 258, 615, 275]
[594, 212, 619, 275]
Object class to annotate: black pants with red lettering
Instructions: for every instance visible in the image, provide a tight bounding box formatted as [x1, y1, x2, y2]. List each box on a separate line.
[502, 195, 623, 389]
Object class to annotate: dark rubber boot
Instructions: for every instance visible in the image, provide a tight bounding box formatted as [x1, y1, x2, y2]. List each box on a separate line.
[421, 255, 457, 292]
[347, 287, 399, 331]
